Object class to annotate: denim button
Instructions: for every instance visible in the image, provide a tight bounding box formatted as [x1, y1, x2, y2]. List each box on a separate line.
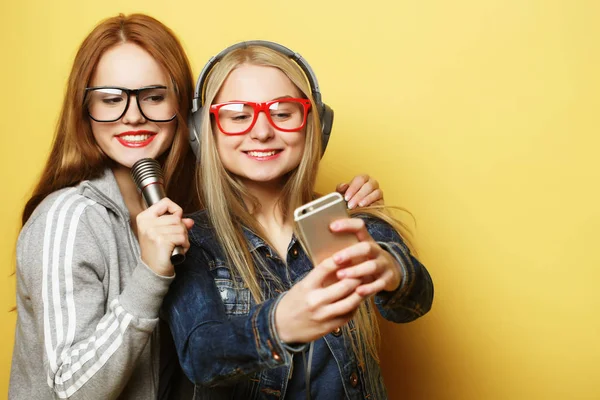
[290, 247, 299, 259]
[349, 371, 358, 387]
[332, 327, 342, 337]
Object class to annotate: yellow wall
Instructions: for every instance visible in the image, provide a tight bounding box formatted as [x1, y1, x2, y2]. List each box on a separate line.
[1, 0, 599, 398]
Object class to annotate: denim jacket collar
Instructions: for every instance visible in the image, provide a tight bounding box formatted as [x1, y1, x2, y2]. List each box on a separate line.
[242, 226, 300, 259]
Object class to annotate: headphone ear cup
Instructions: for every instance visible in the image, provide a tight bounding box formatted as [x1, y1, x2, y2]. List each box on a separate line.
[319, 103, 334, 155]
[188, 108, 204, 161]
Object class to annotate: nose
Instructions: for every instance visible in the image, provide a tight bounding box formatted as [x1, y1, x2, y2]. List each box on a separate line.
[249, 111, 274, 141]
[121, 97, 146, 124]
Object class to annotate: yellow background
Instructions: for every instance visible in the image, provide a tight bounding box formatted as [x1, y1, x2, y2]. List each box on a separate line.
[1, 0, 599, 398]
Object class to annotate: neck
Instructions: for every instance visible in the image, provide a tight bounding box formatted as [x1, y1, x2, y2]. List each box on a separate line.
[242, 179, 285, 222]
[242, 179, 293, 259]
[112, 165, 145, 222]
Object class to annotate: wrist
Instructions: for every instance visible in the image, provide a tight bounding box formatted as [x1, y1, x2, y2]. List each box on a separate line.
[383, 258, 402, 292]
[141, 256, 174, 277]
[274, 292, 294, 343]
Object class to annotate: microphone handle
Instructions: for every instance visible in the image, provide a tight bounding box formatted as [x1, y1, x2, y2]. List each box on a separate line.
[142, 183, 186, 266]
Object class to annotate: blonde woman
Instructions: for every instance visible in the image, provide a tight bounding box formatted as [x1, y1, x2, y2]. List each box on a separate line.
[163, 42, 434, 399]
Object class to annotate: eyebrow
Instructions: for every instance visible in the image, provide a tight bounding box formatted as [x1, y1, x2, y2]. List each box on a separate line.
[272, 95, 301, 101]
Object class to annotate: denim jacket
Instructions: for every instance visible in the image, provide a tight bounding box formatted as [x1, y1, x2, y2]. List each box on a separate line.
[163, 210, 433, 399]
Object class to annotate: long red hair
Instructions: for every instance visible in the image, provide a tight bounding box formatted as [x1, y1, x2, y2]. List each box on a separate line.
[22, 13, 198, 225]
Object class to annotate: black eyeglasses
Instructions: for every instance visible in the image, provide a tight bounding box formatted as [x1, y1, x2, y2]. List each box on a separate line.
[84, 85, 177, 123]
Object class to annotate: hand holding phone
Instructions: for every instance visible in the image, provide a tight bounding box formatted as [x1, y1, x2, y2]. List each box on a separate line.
[294, 192, 358, 280]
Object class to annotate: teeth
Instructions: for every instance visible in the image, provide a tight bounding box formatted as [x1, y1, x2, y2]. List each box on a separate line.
[120, 134, 152, 142]
[247, 150, 277, 157]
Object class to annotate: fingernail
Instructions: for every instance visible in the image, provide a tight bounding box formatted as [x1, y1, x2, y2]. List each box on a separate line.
[347, 202, 355, 209]
[344, 194, 351, 201]
[333, 253, 343, 263]
[337, 270, 346, 278]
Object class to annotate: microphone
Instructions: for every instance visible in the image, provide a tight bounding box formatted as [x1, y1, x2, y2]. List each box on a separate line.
[130, 158, 185, 265]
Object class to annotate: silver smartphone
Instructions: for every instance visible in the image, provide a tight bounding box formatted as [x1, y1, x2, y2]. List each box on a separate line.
[294, 192, 358, 266]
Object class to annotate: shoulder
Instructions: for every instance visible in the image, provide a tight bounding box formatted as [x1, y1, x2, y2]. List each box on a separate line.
[23, 185, 109, 234]
[18, 186, 114, 264]
[186, 210, 216, 244]
[184, 210, 227, 262]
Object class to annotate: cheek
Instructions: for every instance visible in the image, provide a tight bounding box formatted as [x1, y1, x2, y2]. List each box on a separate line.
[90, 121, 112, 145]
[215, 133, 245, 168]
[287, 131, 306, 154]
[161, 122, 177, 146]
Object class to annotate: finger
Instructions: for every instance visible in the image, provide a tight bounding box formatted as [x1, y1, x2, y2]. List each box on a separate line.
[152, 223, 189, 236]
[309, 277, 362, 309]
[152, 214, 185, 227]
[144, 198, 183, 218]
[337, 259, 381, 280]
[315, 291, 365, 321]
[347, 179, 378, 209]
[182, 218, 195, 229]
[356, 188, 383, 208]
[336, 182, 349, 194]
[319, 313, 357, 336]
[161, 230, 190, 251]
[343, 175, 369, 202]
[304, 257, 342, 287]
[146, 225, 189, 245]
[330, 218, 372, 242]
[355, 278, 388, 297]
[332, 241, 378, 266]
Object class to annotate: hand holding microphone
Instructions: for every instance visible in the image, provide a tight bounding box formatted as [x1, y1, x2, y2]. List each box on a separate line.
[131, 158, 190, 270]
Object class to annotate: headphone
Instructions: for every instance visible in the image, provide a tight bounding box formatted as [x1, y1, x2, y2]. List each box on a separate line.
[188, 40, 334, 160]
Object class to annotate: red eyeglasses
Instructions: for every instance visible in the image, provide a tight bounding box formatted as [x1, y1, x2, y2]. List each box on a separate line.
[210, 98, 311, 135]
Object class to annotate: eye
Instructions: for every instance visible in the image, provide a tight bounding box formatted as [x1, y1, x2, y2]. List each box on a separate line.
[102, 97, 124, 105]
[270, 111, 292, 120]
[230, 113, 252, 122]
[142, 94, 166, 103]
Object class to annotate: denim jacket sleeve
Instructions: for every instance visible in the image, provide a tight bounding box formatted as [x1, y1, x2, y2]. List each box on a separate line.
[162, 242, 290, 387]
[362, 215, 434, 323]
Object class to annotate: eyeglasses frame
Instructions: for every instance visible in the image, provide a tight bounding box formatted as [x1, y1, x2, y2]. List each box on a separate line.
[84, 85, 177, 123]
[209, 98, 312, 135]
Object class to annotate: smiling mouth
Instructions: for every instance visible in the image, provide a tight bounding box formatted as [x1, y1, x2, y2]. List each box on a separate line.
[120, 134, 153, 142]
[245, 150, 280, 157]
[116, 133, 157, 148]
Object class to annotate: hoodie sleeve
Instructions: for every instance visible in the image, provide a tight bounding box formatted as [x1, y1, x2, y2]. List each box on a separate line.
[14, 189, 173, 399]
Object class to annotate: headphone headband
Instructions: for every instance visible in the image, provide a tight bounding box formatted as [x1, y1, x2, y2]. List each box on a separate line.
[192, 41, 323, 112]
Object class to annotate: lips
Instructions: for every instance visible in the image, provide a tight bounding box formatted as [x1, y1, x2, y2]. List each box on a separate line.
[115, 131, 157, 148]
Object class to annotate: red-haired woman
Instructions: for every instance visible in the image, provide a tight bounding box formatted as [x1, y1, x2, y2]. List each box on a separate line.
[10, 14, 197, 399]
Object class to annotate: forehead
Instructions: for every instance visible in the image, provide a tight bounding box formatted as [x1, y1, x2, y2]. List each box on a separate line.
[90, 42, 169, 88]
[215, 64, 301, 103]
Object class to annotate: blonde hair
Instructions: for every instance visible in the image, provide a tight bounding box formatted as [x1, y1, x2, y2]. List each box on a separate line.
[197, 45, 413, 373]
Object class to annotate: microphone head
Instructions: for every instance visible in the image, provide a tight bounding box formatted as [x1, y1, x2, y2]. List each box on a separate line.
[130, 158, 164, 191]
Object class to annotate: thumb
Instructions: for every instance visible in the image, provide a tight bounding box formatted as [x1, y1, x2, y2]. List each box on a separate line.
[182, 218, 195, 229]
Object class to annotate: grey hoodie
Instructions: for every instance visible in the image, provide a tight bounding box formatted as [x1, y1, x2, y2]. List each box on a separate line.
[10, 169, 174, 399]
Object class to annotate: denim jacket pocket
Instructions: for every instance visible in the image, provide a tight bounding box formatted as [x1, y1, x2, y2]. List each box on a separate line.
[209, 260, 252, 316]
